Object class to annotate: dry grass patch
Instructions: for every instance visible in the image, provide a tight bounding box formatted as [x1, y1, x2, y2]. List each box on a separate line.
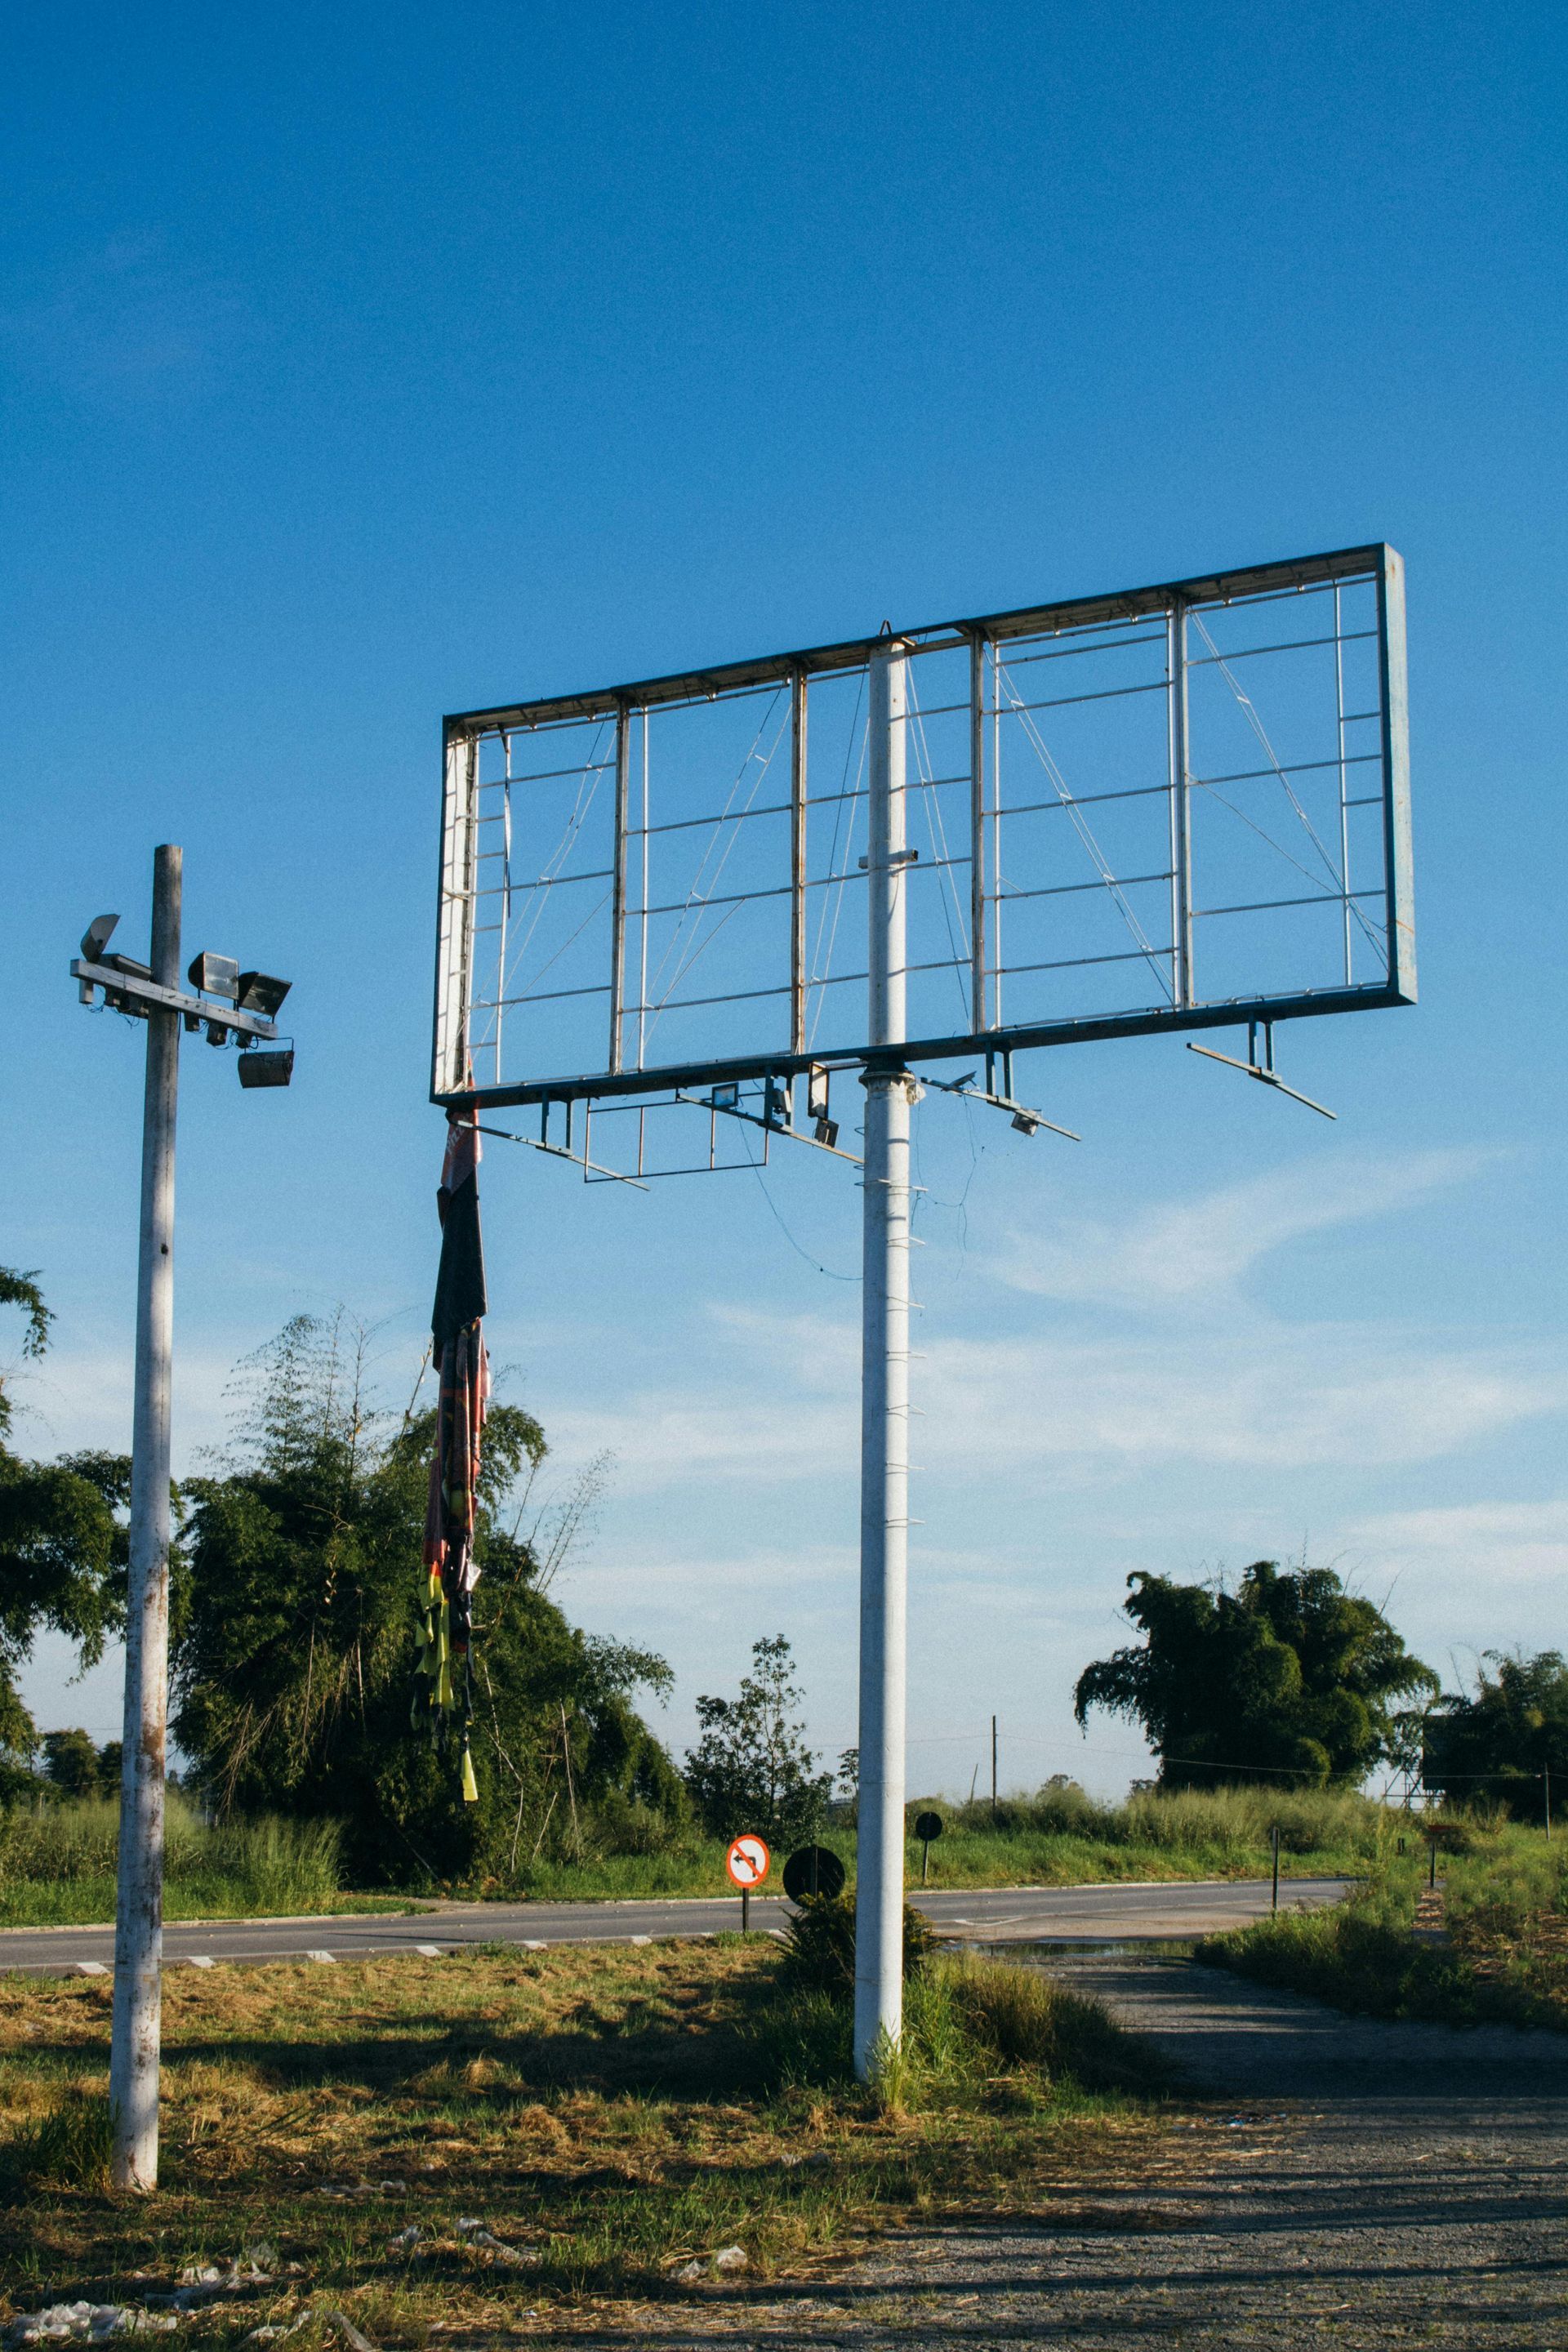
[0, 1940, 1179, 2336]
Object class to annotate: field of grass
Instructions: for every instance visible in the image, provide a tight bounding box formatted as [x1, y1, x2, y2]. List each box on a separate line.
[1, 1782, 1384, 1930]
[1198, 1815, 1568, 2031]
[0, 1937, 1186, 2336]
[0, 1801, 416, 1929]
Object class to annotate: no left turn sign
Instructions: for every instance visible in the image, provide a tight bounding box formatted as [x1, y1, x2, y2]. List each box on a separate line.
[725, 1833, 770, 1887]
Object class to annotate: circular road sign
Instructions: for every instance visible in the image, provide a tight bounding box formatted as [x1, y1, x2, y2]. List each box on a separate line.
[914, 1810, 944, 1843]
[782, 1845, 847, 1904]
[725, 1833, 771, 1888]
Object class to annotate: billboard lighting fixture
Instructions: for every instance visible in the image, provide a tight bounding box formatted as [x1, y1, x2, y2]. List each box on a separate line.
[238, 1046, 295, 1089]
[710, 1081, 739, 1110]
[813, 1116, 840, 1149]
[81, 913, 120, 962]
[236, 970, 292, 1018]
[188, 952, 239, 1002]
[1010, 1109, 1040, 1137]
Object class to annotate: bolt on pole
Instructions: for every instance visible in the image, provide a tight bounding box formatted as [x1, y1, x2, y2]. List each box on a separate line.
[110, 844, 181, 2194]
[855, 642, 912, 2084]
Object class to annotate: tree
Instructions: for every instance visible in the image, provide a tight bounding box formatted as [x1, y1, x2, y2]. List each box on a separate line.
[42, 1727, 104, 1798]
[0, 1269, 129, 1770]
[172, 1315, 685, 1885]
[684, 1634, 835, 1844]
[1074, 1560, 1437, 1788]
[1422, 1651, 1568, 1822]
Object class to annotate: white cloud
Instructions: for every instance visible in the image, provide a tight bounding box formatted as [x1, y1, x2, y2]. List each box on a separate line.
[1343, 1500, 1568, 1595]
[544, 1299, 1567, 1492]
[991, 1147, 1494, 1307]
[921, 1325, 1566, 1475]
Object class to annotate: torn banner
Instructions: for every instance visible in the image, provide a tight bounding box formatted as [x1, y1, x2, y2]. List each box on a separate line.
[416, 1110, 490, 1802]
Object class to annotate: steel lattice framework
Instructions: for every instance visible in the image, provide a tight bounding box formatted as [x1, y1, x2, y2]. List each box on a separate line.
[434, 542, 1413, 1116]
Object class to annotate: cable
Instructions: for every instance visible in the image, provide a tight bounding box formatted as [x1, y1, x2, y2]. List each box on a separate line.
[748, 1160, 860, 1283]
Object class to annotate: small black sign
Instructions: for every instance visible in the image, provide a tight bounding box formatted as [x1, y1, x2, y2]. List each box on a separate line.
[782, 1845, 847, 1903]
[914, 1811, 944, 1843]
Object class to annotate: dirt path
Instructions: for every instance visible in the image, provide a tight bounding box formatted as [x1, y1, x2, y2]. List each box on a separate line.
[584, 1959, 1568, 2350]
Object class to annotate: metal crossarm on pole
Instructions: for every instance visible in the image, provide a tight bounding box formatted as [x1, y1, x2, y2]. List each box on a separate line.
[855, 642, 914, 2083]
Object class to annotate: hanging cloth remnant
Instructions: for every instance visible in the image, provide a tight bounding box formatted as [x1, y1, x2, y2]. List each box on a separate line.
[416, 1107, 490, 1802]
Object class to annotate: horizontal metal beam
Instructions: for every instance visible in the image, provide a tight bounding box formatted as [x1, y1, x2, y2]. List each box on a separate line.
[445, 544, 1389, 740]
[431, 977, 1413, 1112]
[71, 960, 282, 1040]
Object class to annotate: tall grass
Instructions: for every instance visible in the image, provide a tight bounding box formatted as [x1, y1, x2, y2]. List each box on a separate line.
[742, 1952, 1162, 2104]
[0, 1793, 345, 1926]
[1200, 1815, 1568, 2029]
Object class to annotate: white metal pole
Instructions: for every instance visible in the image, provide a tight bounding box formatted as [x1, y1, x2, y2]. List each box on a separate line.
[855, 644, 912, 2082]
[109, 842, 180, 2193]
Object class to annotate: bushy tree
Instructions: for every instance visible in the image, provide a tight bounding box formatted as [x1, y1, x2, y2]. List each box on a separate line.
[1422, 1651, 1568, 1822]
[684, 1634, 834, 1845]
[42, 1728, 105, 1798]
[1, 1268, 129, 1770]
[1074, 1560, 1437, 1788]
[172, 1315, 685, 1886]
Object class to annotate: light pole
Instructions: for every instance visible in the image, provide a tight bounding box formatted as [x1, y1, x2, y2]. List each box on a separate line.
[72, 844, 292, 2192]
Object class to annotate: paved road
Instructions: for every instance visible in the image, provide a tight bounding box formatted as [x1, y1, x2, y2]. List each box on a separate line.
[0, 1876, 1348, 1976]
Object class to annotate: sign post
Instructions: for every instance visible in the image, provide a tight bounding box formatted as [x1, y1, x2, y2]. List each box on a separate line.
[726, 1833, 770, 1934]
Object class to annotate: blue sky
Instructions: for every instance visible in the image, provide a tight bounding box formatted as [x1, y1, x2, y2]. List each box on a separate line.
[2, 2, 1565, 1797]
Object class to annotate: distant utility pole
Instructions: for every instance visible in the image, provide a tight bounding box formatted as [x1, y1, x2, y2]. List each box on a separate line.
[72, 847, 292, 2193]
[991, 1715, 999, 1813]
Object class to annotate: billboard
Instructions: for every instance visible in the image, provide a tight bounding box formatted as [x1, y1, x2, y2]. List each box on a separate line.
[434, 542, 1411, 1111]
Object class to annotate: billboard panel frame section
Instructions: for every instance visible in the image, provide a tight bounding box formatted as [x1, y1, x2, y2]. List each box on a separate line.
[433, 541, 1413, 1113]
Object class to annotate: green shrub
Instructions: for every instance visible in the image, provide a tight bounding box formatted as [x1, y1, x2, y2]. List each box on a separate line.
[779, 1892, 934, 1999]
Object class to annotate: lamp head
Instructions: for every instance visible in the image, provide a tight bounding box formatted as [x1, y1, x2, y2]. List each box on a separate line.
[235, 971, 292, 1018]
[189, 951, 239, 1002]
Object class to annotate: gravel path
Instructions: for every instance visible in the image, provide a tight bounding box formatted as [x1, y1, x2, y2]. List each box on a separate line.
[577, 1958, 1568, 2350]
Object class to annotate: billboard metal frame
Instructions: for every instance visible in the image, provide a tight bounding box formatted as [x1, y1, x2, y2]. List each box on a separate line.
[433, 541, 1413, 1113]
[428, 544, 1417, 2083]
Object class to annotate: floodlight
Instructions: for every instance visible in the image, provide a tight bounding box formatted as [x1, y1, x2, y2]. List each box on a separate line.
[81, 913, 119, 961]
[235, 970, 292, 1017]
[807, 1063, 831, 1124]
[1010, 1110, 1040, 1137]
[765, 1079, 792, 1126]
[813, 1117, 840, 1149]
[238, 1048, 294, 1089]
[189, 951, 239, 1002]
[204, 1021, 230, 1048]
[710, 1081, 739, 1110]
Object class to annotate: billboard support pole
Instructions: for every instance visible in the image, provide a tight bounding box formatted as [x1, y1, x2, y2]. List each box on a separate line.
[855, 643, 911, 2083]
[110, 843, 181, 2191]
